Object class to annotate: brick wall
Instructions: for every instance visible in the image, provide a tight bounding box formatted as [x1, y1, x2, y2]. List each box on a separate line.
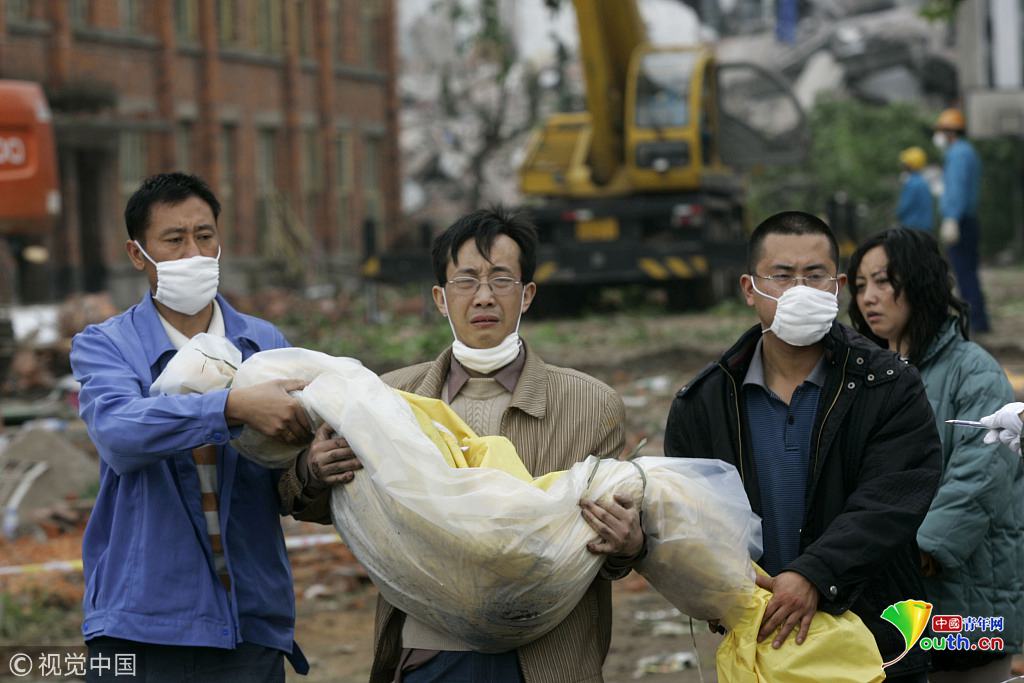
[0, 0, 398, 305]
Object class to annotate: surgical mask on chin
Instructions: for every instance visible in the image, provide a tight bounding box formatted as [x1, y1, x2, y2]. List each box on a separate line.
[443, 290, 524, 374]
[135, 241, 220, 316]
[751, 280, 838, 347]
[932, 132, 948, 152]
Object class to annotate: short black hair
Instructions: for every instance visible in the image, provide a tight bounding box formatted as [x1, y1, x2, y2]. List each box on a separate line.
[847, 228, 969, 365]
[431, 207, 538, 286]
[747, 210, 840, 273]
[124, 172, 221, 244]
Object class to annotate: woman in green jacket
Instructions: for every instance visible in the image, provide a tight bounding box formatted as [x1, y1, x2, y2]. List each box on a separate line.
[848, 228, 1023, 681]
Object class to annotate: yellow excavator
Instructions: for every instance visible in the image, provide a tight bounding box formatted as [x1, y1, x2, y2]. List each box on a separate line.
[520, 0, 806, 308]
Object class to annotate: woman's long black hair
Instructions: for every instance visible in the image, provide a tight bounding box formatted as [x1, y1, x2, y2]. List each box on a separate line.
[847, 228, 970, 365]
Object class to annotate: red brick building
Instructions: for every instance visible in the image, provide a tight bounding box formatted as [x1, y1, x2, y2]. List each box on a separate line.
[0, 0, 399, 305]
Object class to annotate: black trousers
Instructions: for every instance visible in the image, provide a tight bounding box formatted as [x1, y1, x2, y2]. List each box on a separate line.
[85, 636, 284, 683]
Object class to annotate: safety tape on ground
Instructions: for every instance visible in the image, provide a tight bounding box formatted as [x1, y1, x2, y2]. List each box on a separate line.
[0, 534, 341, 577]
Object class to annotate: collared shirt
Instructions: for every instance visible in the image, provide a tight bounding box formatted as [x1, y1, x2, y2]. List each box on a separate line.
[71, 293, 306, 671]
[157, 299, 225, 349]
[446, 349, 526, 401]
[742, 337, 826, 576]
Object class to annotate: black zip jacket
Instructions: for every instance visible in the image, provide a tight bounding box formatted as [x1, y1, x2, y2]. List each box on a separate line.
[665, 322, 942, 676]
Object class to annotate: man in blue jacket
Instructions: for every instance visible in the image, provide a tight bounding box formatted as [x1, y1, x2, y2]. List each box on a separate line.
[934, 108, 989, 333]
[896, 146, 933, 231]
[71, 173, 311, 681]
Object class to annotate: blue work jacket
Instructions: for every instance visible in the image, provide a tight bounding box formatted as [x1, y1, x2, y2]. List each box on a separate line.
[940, 139, 981, 220]
[897, 172, 934, 231]
[70, 293, 306, 671]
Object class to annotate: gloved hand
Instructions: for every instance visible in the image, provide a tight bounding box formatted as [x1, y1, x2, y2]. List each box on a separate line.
[940, 217, 960, 246]
[979, 402, 1024, 455]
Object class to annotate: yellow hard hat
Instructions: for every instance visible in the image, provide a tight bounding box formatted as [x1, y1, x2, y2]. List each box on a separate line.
[899, 146, 927, 171]
[935, 108, 965, 131]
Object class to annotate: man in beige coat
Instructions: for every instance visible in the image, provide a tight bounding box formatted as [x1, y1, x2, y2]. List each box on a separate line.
[279, 208, 641, 682]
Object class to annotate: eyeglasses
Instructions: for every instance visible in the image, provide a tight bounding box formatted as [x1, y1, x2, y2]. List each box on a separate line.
[752, 273, 839, 291]
[445, 276, 522, 295]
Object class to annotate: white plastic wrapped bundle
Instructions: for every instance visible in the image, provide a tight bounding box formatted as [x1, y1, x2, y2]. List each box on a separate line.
[635, 458, 762, 625]
[150, 333, 241, 396]
[297, 357, 759, 651]
[228, 347, 361, 468]
[154, 340, 761, 651]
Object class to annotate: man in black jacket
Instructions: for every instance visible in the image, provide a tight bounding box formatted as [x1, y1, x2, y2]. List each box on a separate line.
[665, 211, 941, 682]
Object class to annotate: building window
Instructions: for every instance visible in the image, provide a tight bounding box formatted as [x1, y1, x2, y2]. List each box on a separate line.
[360, 0, 385, 68]
[174, 0, 199, 43]
[333, 0, 346, 63]
[362, 134, 383, 249]
[70, 0, 91, 27]
[298, 0, 316, 58]
[120, 131, 148, 210]
[175, 121, 193, 173]
[301, 129, 324, 234]
[256, 128, 279, 254]
[6, 0, 33, 23]
[255, 0, 283, 54]
[119, 0, 143, 33]
[335, 131, 353, 249]
[218, 125, 237, 237]
[216, 0, 237, 47]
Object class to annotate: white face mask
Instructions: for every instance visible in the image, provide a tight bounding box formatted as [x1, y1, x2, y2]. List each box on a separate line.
[135, 241, 220, 316]
[932, 132, 948, 152]
[751, 280, 838, 347]
[442, 289, 525, 374]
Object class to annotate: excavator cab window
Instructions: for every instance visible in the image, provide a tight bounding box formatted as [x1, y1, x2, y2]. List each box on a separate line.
[634, 52, 698, 130]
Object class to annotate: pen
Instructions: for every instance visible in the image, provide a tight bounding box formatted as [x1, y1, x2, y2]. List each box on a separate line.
[945, 419, 988, 429]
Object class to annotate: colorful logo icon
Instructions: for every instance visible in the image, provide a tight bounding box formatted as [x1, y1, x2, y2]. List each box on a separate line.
[880, 600, 933, 668]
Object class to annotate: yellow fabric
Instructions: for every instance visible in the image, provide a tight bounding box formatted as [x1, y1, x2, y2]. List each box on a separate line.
[399, 391, 885, 683]
[717, 566, 885, 683]
[399, 390, 565, 490]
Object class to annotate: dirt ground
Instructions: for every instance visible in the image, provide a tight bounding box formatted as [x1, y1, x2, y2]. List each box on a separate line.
[3, 266, 1024, 682]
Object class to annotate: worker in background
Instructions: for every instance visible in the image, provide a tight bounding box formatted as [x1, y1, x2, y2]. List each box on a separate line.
[281, 207, 644, 683]
[934, 108, 990, 333]
[895, 147, 933, 231]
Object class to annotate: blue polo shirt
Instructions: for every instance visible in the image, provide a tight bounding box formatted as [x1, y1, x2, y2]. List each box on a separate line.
[743, 338, 825, 576]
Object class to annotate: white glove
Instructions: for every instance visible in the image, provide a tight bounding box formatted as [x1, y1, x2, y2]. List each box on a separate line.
[979, 402, 1024, 455]
[940, 218, 960, 246]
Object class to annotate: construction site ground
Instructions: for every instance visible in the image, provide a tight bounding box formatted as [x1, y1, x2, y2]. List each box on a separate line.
[2, 266, 1023, 682]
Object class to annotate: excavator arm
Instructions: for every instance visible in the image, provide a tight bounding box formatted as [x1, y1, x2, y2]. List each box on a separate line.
[569, 0, 647, 185]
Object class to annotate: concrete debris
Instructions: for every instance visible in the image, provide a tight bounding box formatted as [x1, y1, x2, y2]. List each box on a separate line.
[632, 651, 699, 678]
[652, 620, 694, 637]
[634, 607, 684, 622]
[0, 428, 98, 537]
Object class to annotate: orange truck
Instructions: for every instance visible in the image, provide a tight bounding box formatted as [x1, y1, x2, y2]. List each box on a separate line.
[0, 79, 61, 384]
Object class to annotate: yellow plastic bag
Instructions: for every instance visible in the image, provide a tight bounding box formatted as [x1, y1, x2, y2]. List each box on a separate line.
[715, 567, 885, 683]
